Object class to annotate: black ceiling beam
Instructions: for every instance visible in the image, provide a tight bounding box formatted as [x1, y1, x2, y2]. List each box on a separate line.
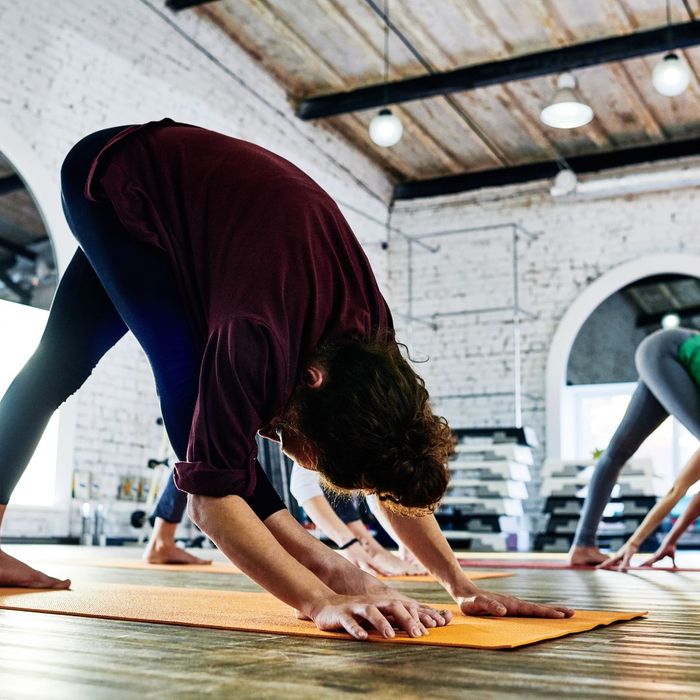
[297, 21, 700, 120]
[0, 234, 38, 261]
[165, 0, 218, 10]
[637, 304, 700, 327]
[393, 136, 700, 200]
[0, 174, 23, 196]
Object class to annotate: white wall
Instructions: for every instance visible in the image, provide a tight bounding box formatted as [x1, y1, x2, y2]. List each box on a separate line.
[0, 0, 391, 538]
[390, 178, 700, 516]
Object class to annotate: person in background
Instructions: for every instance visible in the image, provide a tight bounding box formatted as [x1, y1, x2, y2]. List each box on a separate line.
[598, 448, 700, 570]
[569, 327, 700, 567]
[289, 461, 426, 576]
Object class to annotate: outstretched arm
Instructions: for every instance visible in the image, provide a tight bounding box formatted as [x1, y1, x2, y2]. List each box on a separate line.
[378, 503, 574, 619]
[188, 494, 447, 639]
[642, 490, 700, 567]
[299, 494, 392, 575]
[599, 448, 700, 571]
[289, 462, 423, 575]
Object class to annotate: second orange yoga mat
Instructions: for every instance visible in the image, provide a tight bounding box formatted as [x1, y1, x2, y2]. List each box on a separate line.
[59, 557, 512, 582]
[0, 583, 646, 650]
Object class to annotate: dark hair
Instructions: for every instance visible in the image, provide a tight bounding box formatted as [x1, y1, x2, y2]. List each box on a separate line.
[283, 339, 454, 514]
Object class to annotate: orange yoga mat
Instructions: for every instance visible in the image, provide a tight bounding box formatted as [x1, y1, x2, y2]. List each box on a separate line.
[58, 557, 512, 582]
[0, 583, 646, 650]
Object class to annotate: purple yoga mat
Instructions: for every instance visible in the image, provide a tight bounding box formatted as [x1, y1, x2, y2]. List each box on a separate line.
[456, 558, 700, 572]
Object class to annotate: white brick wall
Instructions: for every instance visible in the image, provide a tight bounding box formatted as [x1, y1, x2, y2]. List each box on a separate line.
[0, 0, 391, 538]
[390, 179, 700, 520]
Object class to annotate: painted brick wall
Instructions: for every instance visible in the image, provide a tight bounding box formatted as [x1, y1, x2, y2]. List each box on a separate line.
[0, 0, 391, 538]
[390, 180, 700, 524]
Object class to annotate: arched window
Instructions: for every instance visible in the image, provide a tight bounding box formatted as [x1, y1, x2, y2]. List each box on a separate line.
[0, 151, 58, 506]
[547, 256, 700, 485]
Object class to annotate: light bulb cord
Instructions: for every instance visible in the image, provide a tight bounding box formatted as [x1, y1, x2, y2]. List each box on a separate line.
[383, 0, 389, 106]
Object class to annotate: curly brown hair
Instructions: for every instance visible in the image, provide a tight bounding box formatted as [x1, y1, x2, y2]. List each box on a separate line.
[282, 339, 454, 514]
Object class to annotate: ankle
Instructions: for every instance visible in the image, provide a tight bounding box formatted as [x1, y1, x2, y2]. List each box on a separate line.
[147, 537, 175, 552]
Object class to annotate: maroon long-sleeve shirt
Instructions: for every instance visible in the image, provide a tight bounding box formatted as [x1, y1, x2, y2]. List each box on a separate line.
[85, 119, 391, 500]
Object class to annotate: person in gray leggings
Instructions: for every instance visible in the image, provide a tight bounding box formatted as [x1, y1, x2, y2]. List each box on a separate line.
[569, 327, 700, 567]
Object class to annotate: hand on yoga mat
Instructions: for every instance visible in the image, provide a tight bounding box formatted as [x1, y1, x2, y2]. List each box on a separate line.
[338, 539, 400, 576]
[455, 588, 574, 619]
[309, 592, 451, 641]
[640, 540, 677, 568]
[598, 541, 639, 572]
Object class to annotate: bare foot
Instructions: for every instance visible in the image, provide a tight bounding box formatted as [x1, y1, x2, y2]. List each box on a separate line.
[568, 545, 608, 567]
[0, 549, 71, 589]
[144, 542, 211, 565]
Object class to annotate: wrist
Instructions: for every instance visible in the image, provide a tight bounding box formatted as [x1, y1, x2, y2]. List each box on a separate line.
[304, 589, 338, 619]
[661, 533, 678, 547]
[445, 572, 480, 600]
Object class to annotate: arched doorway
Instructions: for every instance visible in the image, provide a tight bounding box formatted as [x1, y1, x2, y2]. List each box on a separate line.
[0, 121, 75, 530]
[0, 151, 59, 507]
[546, 254, 700, 459]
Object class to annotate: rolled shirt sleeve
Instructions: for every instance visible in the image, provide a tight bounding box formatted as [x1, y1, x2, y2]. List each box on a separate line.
[174, 317, 289, 499]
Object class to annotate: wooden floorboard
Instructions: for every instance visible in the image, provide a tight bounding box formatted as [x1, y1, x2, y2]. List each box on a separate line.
[1, 546, 699, 699]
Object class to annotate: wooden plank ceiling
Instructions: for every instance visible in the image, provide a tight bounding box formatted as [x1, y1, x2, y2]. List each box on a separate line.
[200, 0, 700, 182]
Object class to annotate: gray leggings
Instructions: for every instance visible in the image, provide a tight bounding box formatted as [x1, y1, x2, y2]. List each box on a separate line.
[573, 328, 700, 547]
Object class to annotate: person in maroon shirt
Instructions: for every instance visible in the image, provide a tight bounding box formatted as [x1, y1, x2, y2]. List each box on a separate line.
[0, 121, 573, 638]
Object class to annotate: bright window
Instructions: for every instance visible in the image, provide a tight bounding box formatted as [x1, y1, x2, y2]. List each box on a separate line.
[562, 382, 698, 492]
[0, 299, 57, 506]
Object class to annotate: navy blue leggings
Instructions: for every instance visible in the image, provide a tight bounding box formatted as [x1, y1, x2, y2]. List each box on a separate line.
[59, 127, 199, 523]
[0, 127, 283, 521]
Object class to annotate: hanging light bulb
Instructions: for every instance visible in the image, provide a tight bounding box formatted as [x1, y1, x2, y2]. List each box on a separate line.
[369, 0, 403, 148]
[661, 312, 681, 329]
[540, 73, 594, 129]
[652, 52, 691, 96]
[550, 168, 578, 196]
[369, 108, 403, 147]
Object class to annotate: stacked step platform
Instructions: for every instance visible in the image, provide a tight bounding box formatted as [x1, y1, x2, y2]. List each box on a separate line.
[437, 427, 536, 551]
[536, 458, 664, 552]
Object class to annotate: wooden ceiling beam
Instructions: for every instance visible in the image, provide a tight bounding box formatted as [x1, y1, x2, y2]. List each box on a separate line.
[320, 0, 480, 172]
[201, 2, 411, 178]
[457, 0, 577, 161]
[297, 20, 700, 119]
[393, 135, 700, 199]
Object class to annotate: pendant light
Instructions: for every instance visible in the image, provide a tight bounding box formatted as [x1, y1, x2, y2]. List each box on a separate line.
[652, 0, 691, 97]
[540, 73, 594, 129]
[550, 167, 578, 196]
[369, 0, 403, 147]
[653, 53, 691, 96]
[661, 312, 681, 329]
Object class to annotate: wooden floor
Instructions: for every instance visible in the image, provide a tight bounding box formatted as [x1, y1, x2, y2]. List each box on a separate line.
[1, 546, 700, 699]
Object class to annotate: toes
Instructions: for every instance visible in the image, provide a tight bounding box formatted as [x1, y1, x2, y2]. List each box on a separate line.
[26, 576, 71, 590]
